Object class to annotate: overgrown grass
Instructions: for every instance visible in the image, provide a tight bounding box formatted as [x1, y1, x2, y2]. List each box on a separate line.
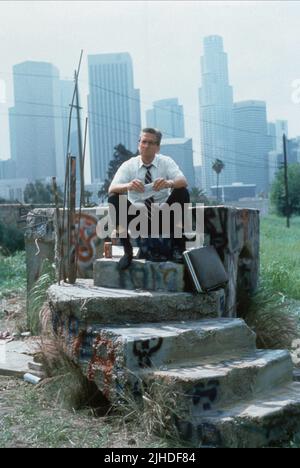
[260, 215, 300, 300]
[239, 215, 300, 349]
[0, 251, 26, 298]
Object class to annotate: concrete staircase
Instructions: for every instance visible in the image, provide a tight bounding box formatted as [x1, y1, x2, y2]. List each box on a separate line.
[48, 259, 300, 448]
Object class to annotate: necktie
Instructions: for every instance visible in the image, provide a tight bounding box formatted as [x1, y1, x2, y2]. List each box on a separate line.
[144, 164, 154, 219]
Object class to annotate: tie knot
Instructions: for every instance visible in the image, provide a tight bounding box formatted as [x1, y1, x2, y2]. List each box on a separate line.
[143, 164, 153, 170]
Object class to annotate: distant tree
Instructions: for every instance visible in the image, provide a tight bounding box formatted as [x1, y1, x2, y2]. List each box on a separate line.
[0, 197, 18, 204]
[98, 144, 137, 199]
[271, 163, 300, 216]
[24, 180, 63, 205]
[212, 159, 225, 203]
[189, 187, 211, 206]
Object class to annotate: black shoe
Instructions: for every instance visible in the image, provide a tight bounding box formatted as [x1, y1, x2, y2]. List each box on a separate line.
[118, 252, 133, 270]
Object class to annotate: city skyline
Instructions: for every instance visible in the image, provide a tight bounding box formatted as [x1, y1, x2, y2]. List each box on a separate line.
[0, 1, 299, 187]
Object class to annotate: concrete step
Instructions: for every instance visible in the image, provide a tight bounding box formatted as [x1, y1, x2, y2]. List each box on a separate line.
[48, 279, 225, 326]
[94, 318, 256, 372]
[94, 258, 186, 292]
[144, 349, 293, 414]
[76, 318, 256, 402]
[176, 381, 300, 448]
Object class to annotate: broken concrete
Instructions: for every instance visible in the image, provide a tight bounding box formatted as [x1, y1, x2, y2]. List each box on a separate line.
[0, 340, 36, 377]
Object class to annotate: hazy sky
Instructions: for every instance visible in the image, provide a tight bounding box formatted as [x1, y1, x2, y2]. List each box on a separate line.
[1, 0, 300, 172]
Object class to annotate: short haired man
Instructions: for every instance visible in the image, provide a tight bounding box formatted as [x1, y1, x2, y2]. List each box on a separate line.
[108, 128, 190, 269]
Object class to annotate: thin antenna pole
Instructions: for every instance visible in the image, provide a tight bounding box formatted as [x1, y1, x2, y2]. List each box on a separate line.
[283, 133, 290, 228]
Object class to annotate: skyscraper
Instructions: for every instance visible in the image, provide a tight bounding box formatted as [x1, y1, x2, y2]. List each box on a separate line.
[199, 35, 235, 193]
[9, 61, 64, 181]
[0, 79, 11, 160]
[160, 138, 195, 188]
[146, 98, 185, 138]
[234, 101, 271, 194]
[88, 53, 141, 183]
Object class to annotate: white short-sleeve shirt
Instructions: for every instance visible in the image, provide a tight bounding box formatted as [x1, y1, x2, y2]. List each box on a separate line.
[110, 153, 185, 205]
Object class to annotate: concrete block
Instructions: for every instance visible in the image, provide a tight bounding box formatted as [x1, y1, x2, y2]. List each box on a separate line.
[94, 258, 185, 292]
[147, 349, 292, 416]
[48, 279, 225, 326]
[0, 340, 36, 377]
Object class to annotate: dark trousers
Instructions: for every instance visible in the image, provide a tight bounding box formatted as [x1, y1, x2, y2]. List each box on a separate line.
[108, 188, 190, 243]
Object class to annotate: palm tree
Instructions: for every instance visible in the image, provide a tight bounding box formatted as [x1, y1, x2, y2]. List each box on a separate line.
[212, 159, 225, 203]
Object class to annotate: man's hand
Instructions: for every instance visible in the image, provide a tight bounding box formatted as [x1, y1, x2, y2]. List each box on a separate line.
[153, 178, 173, 191]
[127, 179, 145, 192]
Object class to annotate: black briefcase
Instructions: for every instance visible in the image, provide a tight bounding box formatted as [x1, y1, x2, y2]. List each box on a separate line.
[183, 246, 229, 293]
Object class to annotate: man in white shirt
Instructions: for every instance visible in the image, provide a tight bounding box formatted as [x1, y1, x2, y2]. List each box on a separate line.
[108, 128, 190, 269]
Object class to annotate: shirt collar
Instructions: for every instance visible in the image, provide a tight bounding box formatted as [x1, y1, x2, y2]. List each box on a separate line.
[138, 154, 159, 169]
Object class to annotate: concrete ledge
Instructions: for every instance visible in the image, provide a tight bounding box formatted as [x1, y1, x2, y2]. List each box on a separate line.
[177, 382, 300, 448]
[94, 258, 185, 292]
[48, 279, 225, 325]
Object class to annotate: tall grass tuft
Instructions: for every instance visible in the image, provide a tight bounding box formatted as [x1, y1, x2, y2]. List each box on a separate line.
[115, 377, 187, 446]
[27, 259, 55, 335]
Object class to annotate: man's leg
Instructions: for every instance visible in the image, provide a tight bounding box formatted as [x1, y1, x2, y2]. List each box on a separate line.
[165, 188, 190, 255]
[108, 193, 133, 269]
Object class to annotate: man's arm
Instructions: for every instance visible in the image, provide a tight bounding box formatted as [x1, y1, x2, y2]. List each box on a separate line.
[153, 175, 188, 191]
[108, 179, 145, 194]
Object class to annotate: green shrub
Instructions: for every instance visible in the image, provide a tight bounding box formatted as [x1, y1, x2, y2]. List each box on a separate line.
[0, 221, 25, 255]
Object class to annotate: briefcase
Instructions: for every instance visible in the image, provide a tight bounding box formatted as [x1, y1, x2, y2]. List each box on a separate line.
[183, 246, 229, 293]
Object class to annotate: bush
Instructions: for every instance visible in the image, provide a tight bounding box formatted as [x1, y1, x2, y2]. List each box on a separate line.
[0, 221, 25, 254]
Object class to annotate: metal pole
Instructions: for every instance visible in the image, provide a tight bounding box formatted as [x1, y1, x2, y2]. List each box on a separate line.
[74, 70, 85, 205]
[52, 177, 62, 284]
[283, 134, 290, 228]
[68, 156, 77, 283]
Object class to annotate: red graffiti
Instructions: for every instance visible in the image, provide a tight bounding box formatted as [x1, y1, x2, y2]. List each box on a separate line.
[74, 213, 98, 265]
[87, 336, 116, 399]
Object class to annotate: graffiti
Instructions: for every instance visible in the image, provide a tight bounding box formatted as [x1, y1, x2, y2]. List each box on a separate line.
[63, 213, 99, 277]
[87, 336, 116, 399]
[133, 337, 163, 368]
[188, 379, 220, 411]
[204, 207, 228, 258]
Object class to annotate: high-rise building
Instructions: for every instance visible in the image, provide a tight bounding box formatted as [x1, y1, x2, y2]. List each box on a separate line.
[60, 79, 80, 177]
[275, 120, 288, 153]
[88, 53, 141, 183]
[234, 101, 271, 194]
[9, 61, 64, 181]
[0, 160, 16, 179]
[199, 35, 236, 193]
[160, 138, 195, 188]
[146, 98, 185, 138]
[0, 79, 11, 160]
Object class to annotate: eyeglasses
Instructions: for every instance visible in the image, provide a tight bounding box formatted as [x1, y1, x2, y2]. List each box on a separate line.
[139, 139, 158, 146]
